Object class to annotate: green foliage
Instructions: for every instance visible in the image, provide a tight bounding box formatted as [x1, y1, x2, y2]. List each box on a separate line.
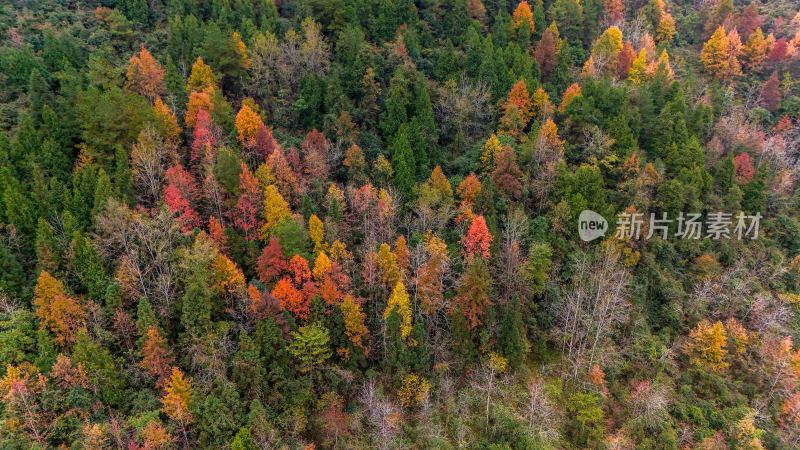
[288, 322, 332, 373]
[72, 332, 125, 405]
[391, 123, 416, 201]
[0, 308, 37, 368]
[231, 427, 258, 450]
[195, 380, 245, 448]
[69, 231, 110, 300]
[180, 237, 219, 335]
[271, 217, 311, 260]
[525, 242, 552, 296]
[78, 85, 154, 154]
[565, 392, 605, 447]
[215, 147, 243, 194]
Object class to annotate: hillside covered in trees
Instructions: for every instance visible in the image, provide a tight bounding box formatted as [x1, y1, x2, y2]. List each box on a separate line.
[1, 0, 800, 448]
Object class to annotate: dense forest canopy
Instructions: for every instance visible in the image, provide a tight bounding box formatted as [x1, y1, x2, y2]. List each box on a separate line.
[1, 0, 800, 448]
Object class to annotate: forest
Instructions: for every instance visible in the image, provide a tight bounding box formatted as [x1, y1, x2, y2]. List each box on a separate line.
[0, 0, 800, 448]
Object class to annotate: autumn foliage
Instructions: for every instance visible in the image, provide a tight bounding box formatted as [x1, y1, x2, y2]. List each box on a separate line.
[126, 46, 164, 99]
[140, 326, 174, 387]
[685, 320, 729, 372]
[733, 152, 755, 183]
[235, 104, 265, 147]
[162, 367, 193, 424]
[33, 271, 86, 347]
[5, 2, 800, 448]
[511, 1, 535, 34]
[257, 237, 287, 284]
[273, 276, 309, 320]
[234, 163, 262, 239]
[463, 215, 492, 260]
[499, 80, 532, 136]
[164, 164, 201, 232]
[384, 281, 412, 339]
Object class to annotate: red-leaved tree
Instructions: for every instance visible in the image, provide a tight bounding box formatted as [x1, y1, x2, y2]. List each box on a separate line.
[463, 215, 493, 260]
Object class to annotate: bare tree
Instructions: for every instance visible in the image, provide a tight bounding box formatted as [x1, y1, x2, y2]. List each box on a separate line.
[469, 353, 509, 424]
[359, 378, 401, 450]
[557, 246, 630, 380]
[692, 255, 785, 323]
[628, 380, 672, 431]
[94, 200, 181, 317]
[757, 334, 800, 402]
[130, 126, 177, 208]
[495, 208, 529, 304]
[435, 76, 495, 147]
[246, 18, 330, 125]
[523, 377, 561, 443]
[581, 125, 616, 162]
[185, 327, 236, 390]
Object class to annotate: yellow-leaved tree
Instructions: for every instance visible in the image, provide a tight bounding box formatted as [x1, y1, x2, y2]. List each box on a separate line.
[308, 214, 326, 253]
[186, 56, 215, 92]
[628, 49, 648, 84]
[480, 133, 503, 171]
[153, 97, 181, 143]
[531, 87, 554, 121]
[384, 281, 412, 339]
[260, 185, 291, 238]
[376, 243, 400, 289]
[211, 254, 246, 295]
[742, 27, 768, 71]
[162, 368, 192, 419]
[340, 295, 368, 350]
[312, 251, 332, 280]
[162, 367, 193, 445]
[701, 26, 738, 79]
[235, 103, 264, 147]
[232, 31, 250, 69]
[685, 319, 729, 372]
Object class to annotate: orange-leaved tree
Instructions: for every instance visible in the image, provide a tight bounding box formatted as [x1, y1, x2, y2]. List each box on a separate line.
[126, 46, 164, 100]
[33, 271, 86, 347]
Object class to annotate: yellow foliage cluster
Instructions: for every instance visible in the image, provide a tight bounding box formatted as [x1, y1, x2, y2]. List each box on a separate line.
[153, 97, 181, 142]
[397, 373, 431, 408]
[377, 243, 401, 288]
[260, 185, 291, 238]
[685, 320, 729, 372]
[187, 57, 215, 92]
[211, 254, 245, 295]
[487, 352, 509, 373]
[531, 87, 554, 121]
[384, 281, 412, 339]
[480, 133, 503, 171]
[235, 104, 264, 146]
[308, 214, 326, 253]
[701, 26, 742, 79]
[313, 251, 332, 280]
[232, 31, 250, 69]
[341, 295, 368, 350]
[162, 367, 193, 423]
